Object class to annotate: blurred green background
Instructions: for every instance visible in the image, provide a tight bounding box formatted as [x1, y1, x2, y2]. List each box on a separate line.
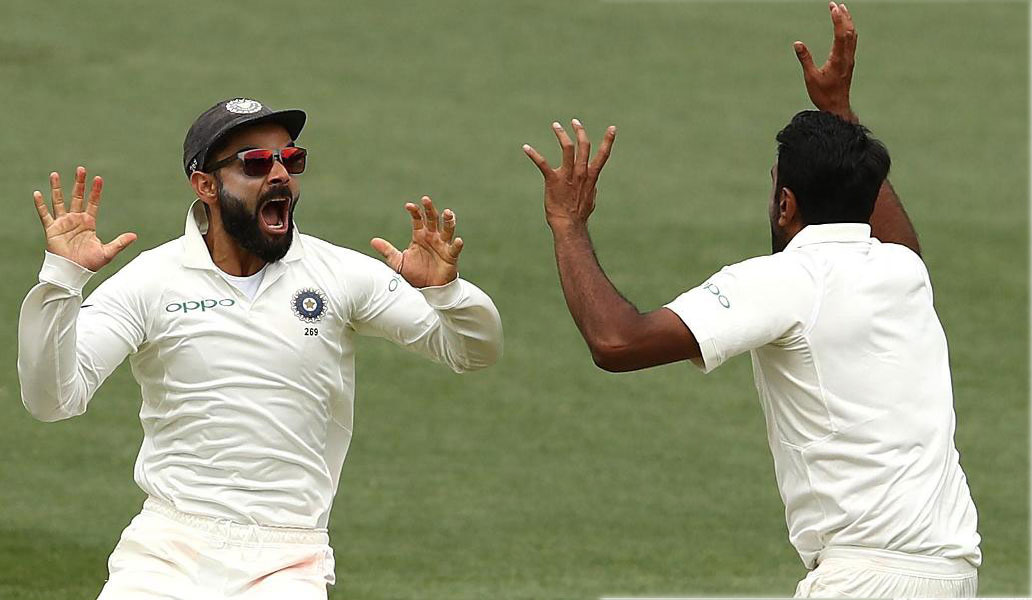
[2, 1, 1027, 598]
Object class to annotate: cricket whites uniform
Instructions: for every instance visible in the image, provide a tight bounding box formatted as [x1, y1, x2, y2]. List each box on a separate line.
[18, 201, 504, 599]
[665, 224, 980, 598]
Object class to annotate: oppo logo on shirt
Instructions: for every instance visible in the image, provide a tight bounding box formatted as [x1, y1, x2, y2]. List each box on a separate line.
[702, 282, 731, 309]
[165, 298, 236, 313]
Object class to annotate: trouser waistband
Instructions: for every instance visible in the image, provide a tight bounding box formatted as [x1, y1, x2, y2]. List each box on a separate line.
[142, 496, 329, 546]
[819, 546, 977, 577]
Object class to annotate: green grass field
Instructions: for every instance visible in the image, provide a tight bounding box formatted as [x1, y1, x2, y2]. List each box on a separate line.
[1, 1, 1027, 598]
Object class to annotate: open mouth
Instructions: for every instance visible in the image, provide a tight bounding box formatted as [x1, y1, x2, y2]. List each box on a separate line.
[258, 198, 291, 236]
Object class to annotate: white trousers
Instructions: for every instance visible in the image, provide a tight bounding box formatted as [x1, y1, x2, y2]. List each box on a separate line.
[97, 497, 335, 600]
[794, 547, 977, 598]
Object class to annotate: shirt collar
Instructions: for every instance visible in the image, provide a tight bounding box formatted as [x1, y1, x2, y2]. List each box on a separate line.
[784, 222, 873, 252]
[182, 199, 305, 269]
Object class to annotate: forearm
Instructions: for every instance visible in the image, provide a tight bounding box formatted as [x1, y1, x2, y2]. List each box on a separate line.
[18, 257, 96, 422]
[417, 279, 504, 373]
[17, 253, 133, 421]
[550, 222, 644, 364]
[869, 180, 920, 256]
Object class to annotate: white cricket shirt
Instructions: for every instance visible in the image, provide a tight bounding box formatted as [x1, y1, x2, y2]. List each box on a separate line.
[18, 201, 503, 529]
[219, 265, 267, 301]
[665, 223, 980, 569]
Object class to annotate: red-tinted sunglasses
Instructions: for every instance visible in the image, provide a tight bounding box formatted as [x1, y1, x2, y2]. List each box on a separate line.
[206, 146, 307, 177]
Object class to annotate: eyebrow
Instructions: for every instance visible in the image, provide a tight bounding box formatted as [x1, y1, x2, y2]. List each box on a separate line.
[230, 141, 296, 154]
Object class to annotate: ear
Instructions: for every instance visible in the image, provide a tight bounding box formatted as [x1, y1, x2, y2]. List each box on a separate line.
[190, 171, 218, 207]
[777, 187, 798, 227]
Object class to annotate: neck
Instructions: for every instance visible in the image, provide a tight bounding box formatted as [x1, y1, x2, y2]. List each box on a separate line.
[203, 204, 267, 277]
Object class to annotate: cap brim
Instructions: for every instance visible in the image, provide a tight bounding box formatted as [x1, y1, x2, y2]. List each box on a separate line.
[198, 109, 307, 171]
[243, 109, 307, 142]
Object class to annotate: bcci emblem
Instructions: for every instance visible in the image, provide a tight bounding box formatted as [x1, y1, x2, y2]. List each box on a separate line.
[225, 98, 262, 114]
[291, 288, 327, 323]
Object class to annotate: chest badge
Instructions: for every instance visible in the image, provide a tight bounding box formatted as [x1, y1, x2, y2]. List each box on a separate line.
[291, 288, 328, 323]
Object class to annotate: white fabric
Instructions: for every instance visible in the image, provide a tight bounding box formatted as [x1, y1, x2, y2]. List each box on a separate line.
[18, 200, 504, 530]
[98, 496, 334, 600]
[664, 223, 980, 570]
[219, 265, 267, 301]
[794, 547, 977, 598]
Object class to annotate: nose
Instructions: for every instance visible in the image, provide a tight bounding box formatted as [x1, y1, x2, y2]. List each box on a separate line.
[267, 156, 291, 184]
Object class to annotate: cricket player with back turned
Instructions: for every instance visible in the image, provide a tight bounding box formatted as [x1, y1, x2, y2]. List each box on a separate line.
[523, 3, 979, 597]
[18, 99, 503, 598]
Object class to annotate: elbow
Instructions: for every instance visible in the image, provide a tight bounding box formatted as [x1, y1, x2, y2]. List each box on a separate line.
[20, 390, 82, 423]
[448, 334, 504, 374]
[452, 348, 503, 374]
[23, 403, 77, 423]
[588, 338, 636, 373]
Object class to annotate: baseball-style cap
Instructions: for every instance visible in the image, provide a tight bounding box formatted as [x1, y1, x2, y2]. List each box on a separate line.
[183, 98, 306, 177]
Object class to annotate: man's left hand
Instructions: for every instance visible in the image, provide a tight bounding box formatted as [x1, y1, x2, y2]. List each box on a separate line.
[371, 196, 462, 288]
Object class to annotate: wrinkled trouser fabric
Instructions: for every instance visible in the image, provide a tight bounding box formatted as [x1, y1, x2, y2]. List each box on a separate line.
[97, 497, 335, 600]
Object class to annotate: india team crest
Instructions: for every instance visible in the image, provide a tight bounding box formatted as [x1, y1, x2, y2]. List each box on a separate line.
[225, 98, 262, 114]
[291, 288, 328, 323]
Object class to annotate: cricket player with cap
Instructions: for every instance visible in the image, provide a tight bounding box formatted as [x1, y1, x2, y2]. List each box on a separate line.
[523, 4, 979, 597]
[18, 98, 503, 598]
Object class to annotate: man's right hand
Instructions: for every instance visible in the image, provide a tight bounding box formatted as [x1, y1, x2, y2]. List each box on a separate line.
[793, 2, 858, 123]
[33, 166, 136, 272]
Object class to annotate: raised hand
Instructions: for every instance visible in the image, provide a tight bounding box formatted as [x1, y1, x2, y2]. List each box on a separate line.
[523, 119, 616, 231]
[32, 167, 137, 272]
[370, 196, 463, 288]
[793, 2, 858, 122]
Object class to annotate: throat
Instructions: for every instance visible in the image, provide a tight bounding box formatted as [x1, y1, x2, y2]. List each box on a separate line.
[203, 230, 268, 276]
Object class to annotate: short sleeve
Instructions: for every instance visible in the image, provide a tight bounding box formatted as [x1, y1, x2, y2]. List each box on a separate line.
[664, 254, 817, 373]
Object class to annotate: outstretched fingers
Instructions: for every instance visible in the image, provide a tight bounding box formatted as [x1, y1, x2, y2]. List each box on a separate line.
[421, 196, 439, 233]
[85, 176, 104, 219]
[370, 237, 404, 272]
[71, 166, 86, 212]
[49, 172, 66, 217]
[793, 40, 817, 77]
[523, 144, 554, 179]
[102, 232, 137, 260]
[441, 209, 456, 242]
[588, 126, 617, 183]
[552, 121, 575, 174]
[33, 191, 54, 228]
[572, 119, 590, 179]
[448, 237, 464, 260]
[841, 3, 857, 59]
[829, 3, 849, 67]
[405, 202, 424, 233]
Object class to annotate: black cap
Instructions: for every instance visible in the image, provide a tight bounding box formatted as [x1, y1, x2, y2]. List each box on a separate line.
[183, 98, 306, 177]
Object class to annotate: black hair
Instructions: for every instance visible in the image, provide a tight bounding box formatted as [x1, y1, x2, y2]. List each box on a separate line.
[775, 110, 890, 224]
[203, 136, 234, 172]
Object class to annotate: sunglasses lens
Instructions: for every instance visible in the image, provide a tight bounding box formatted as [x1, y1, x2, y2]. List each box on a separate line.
[241, 149, 275, 177]
[281, 147, 307, 174]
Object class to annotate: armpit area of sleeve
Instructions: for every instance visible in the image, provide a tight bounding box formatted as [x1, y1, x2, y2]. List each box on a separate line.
[664, 294, 726, 374]
[39, 252, 95, 294]
[417, 277, 465, 309]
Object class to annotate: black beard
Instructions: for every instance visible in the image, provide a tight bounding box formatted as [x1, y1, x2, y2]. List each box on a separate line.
[216, 177, 297, 264]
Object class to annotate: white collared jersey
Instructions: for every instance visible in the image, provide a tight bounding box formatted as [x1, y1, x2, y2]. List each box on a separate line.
[664, 224, 980, 570]
[18, 201, 503, 529]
